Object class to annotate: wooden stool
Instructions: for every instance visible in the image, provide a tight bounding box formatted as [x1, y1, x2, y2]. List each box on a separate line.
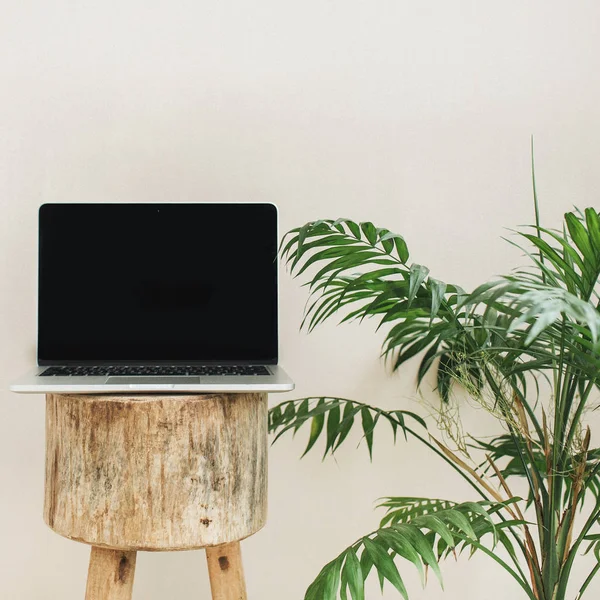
[43, 393, 268, 599]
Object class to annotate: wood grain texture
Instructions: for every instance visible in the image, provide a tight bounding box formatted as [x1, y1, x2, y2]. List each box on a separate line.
[206, 542, 247, 600]
[44, 393, 268, 550]
[85, 547, 136, 600]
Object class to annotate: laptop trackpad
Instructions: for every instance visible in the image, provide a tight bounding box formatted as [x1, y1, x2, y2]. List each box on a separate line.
[107, 376, 201, 385]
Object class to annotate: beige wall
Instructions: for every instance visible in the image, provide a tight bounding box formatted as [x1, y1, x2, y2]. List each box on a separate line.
[2, 1, 600, 598]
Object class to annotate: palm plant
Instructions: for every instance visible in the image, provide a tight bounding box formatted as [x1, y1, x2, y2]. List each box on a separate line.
[270, 198, 600, 600]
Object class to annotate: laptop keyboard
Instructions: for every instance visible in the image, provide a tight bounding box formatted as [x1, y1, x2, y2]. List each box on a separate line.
[40, 365, 270, 377]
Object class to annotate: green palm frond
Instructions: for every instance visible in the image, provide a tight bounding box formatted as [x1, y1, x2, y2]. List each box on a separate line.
[281, 219, 410, 272]
[268, 397, 427, 459]
[304, 500, 531, 600]
[377, 497, 467, 527]
[281, 218, 482, 403]
[281, 218, 457, 329]
[377, 497, 524, 562]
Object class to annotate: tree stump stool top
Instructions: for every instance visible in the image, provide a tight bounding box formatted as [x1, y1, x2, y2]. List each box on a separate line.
[44, 393, 268, 551]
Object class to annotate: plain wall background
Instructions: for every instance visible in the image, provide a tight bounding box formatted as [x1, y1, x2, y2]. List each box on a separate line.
[2, 1, 600, 598]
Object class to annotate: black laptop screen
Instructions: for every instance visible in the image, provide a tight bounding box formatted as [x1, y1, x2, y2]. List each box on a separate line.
[38, 203, 278, 364]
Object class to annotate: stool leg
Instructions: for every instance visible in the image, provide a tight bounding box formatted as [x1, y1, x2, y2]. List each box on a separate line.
[85, 547, 137, 600]
[206, 541, 247, 600]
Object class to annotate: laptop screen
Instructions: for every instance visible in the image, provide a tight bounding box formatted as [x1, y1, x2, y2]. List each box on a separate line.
[38, 203, 278, 365]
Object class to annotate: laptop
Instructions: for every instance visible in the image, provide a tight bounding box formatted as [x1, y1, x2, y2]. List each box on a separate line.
[11, 203, 294, 394]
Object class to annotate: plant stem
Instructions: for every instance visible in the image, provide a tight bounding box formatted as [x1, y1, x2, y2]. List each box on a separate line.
[531, 135, 545, 283]
[543, 322, 570, 598]
[554, 489, 600, 599]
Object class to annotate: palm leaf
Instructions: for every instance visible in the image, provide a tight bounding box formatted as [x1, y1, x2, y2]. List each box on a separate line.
[269, 398, 427, 458]
[304, 500, 528, 600]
